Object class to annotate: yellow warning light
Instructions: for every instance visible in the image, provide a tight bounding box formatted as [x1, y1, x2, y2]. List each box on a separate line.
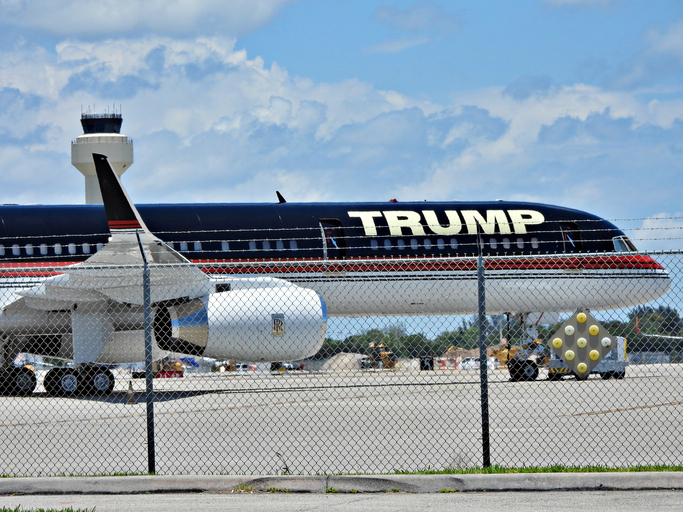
[577, 337, 587, 348]
[601, 337, 612, 348]
[565, 325, 575, 336]
[552, 338, 563, 349]
[577, 313, 587, 324]
[565, 350, 575, 361]
[589, 350, 600, 361]
[589, 325, 599, 336]
[577, 363, 588, 373]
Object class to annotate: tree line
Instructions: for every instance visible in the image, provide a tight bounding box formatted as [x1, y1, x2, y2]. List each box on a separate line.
[313, 306, 683, 362]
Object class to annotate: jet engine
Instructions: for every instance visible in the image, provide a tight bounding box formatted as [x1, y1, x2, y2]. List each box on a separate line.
[154, 286, 328, 362]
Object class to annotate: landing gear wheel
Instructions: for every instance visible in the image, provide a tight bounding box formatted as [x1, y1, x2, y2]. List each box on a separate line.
[51, 369, 80, 397]
[4, 367, 36, 396]
[87, 368, 115, 395]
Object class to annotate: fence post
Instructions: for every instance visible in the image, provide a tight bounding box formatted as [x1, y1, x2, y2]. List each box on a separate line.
[477, 250, 491, 467]
[143, 260, 156, 474]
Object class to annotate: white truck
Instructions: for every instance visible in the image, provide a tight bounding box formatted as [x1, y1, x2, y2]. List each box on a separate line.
[547, 336, 627, 380]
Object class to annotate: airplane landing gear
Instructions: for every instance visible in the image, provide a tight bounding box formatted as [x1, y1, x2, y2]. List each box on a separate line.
[44, 366, 115, 396]
[0, 366, 37, 396]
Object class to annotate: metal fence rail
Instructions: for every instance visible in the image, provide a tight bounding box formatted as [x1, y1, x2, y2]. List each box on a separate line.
[0, 251, 681, 476]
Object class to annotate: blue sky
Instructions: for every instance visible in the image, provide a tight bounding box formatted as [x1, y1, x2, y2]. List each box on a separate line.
[0, 0, 682, 248]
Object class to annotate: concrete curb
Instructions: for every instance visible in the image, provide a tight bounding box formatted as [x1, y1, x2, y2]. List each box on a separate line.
[0, 472, 681, 495]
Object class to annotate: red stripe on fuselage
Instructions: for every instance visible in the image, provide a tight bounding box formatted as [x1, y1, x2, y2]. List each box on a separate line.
[0, 254, 665, 279]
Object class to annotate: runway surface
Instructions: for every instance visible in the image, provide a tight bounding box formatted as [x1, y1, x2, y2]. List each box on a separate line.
[0, 364, 680, 476]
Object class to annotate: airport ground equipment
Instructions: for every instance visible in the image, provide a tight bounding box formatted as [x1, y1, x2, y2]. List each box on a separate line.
[547, 310, 617, 380]
[548, 336, 627, 380]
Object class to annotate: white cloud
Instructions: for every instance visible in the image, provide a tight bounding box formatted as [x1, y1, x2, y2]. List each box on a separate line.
[648, 18, 683, 59]
[0, 0, 293, 37]
[636, 213, 683, 251]
[365, 37, 430, 54]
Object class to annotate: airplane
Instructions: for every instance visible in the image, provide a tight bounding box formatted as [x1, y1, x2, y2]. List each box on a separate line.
[0, 154, 671, 395]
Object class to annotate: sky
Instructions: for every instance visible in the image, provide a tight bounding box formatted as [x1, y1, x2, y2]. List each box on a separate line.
[1, 0, 683, 248]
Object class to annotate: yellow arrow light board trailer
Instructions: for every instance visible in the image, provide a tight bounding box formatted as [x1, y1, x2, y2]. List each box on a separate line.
[547, 336, 627, 380]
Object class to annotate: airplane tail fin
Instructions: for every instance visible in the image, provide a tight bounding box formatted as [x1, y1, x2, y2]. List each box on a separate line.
[93, 153, 149, 232]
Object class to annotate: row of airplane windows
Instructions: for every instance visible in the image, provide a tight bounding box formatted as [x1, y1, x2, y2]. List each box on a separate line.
[0, 238, 541, 257]
[370, 237, 541, 251]
[0, 242, 106, 256]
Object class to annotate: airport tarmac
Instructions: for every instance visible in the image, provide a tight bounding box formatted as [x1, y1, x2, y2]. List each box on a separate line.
[0, 364, 680, 476]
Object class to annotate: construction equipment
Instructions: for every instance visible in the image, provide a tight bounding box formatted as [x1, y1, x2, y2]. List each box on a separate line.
[367, 343, 398, 369]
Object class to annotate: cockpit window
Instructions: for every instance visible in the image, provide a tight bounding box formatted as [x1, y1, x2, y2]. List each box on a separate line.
[613, 236, 637, 252]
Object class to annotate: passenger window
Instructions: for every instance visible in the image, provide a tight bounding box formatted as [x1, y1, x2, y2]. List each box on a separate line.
[531, 238, 539, 249]
[96, 243, 104, 251]
[12, 244, 20, 256]
[410, 239, 419, 250]
[25, 244, 34, 255]
[194, 242, 202, 252]
[450, 238, 458, 249]
[276, 241, 284, 251]
[82, 243, 90, 254]
[424, 239, 432, 250]
[263, 241, 271, 251]
[221, 241, 230, 251]
[289, 240, 298, 250]
[371, 240, 379, 250]
[0, 245, 4, 256]
[397, 239, 405, 250]
[489, 238, 497, 250]
[68, 243, 76, 254]
[516, 238, 524, 249]
[54, 243, 62, 255]
[40, 244, 47, 255]
[249, 241, 257, 251]
[502, 238, 511, 249]
[437, 239, 445, 250]
[180, 242, 188, 252]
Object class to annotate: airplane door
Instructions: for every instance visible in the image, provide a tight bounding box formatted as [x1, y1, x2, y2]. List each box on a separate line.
[560, 222, 583, 253]
[319, 219, 346, 259]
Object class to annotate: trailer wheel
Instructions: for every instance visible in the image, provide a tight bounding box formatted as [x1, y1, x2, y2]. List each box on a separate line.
[548, 372, 562, 381]
[615, 371, 625, 380]
[508, 360, 522, 382]
[600, 372, 613, 380]
[522, 361, 539, 381]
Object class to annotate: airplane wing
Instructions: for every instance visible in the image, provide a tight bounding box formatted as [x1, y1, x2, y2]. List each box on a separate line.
[18, 153, 212, 309]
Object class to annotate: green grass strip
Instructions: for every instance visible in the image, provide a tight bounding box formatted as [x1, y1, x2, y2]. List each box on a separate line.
[394, 464, 683, 475]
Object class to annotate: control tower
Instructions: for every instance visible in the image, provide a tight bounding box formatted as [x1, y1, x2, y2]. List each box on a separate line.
[71, 112, 133, 204]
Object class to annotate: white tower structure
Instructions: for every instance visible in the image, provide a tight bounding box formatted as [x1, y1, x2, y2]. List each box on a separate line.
[71, 112, 133, 204]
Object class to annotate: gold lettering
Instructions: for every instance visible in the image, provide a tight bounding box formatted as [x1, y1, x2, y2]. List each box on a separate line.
[382, 211, 426, 236]
[423, 210, 462, 235]
[460, 210, 512, 235]
[348, 211, 383, 236]
[507, 210, 545, 234]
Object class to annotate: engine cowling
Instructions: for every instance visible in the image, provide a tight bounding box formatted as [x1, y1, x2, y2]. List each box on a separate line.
[154, 287, 327, 362]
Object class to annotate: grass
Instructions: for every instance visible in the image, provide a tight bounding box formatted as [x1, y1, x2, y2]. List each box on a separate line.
[394, 464, 683, 475]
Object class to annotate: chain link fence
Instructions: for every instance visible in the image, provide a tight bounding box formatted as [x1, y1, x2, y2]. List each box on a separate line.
[0, 250, 681, 476]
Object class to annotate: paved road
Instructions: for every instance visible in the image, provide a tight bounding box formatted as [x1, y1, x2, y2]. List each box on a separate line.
[1, 491, 682, 512]
[0, 364, 680, 475]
